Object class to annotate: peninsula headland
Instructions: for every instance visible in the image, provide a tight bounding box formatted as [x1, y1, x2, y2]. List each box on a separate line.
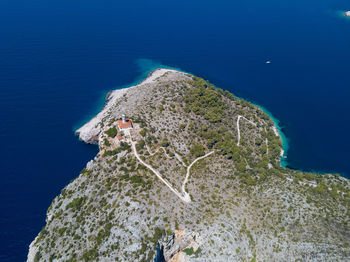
[27, 69, 350, 261]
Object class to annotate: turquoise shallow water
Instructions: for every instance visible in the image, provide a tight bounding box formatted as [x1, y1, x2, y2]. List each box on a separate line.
[257, 106, 290, 168]
[73, 59, 186, 131]
[80, 59, 326, 174]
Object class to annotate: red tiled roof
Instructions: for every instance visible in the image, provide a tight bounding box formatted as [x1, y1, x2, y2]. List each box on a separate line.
[117, 119, 132, 129]
[116, 134, 123, 140]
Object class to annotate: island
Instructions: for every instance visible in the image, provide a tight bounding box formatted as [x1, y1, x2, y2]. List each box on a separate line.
[27, 69, 350, 261]
[344, 11, 350, 17]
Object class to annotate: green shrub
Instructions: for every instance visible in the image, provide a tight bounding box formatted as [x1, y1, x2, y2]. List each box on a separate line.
[120, 142, 131, 151]
[81, 248, 98, 261]
[184, 77, 225, 123]
[81, 168, 93, 176]
[103, 148, 121, 157]
[161, 139, 170, 147]
[105, 127, 118, 138]
[136, 140, 145, 151]
[34, 251, 41, 262]
[190, 143, 205, 158]
[104, 139, 111, 147]
[66, 197, 86, 211]
[140, 128, 147, 137]
[183, 247, 194, 256]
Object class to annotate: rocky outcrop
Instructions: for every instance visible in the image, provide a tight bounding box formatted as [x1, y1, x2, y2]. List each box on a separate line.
[75, 68, 179, 144]
[28, 68, 350, 262]
[156, 229, 200, 262]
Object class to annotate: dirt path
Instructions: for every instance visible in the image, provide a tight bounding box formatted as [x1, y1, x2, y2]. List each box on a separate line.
[131, 141, 190, 202]
[236, 115, 256, 146]
[181, 151, 215, 199]
[146, 146, 186, 167]
[130, 137, 214, 203]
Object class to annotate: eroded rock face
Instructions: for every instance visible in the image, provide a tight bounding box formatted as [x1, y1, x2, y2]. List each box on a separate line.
[156, 229, 200, 262]
[28, 69, 350, 262]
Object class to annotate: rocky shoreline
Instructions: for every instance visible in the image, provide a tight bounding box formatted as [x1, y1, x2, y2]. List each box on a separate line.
[75, 68, 179, 144]
[27, 68, 350, 262]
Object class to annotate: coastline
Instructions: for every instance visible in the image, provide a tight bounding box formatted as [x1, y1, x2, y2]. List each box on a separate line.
[27, 235, 39, 262]
[74, 59, 185, 142]
[75, 59, 295, 169]
[75, 64, 291, 169]
[75, 64, 345, 177]
[255, 105, 289, 167]
[75, 68, 181, 144]
[75, 87, 129, 143]
[28, 68, 182, 261]
[335, 10, 350, 20]
[27, 65, 350, 261]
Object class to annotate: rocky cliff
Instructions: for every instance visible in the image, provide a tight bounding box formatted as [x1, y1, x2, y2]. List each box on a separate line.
[28, 69, 350, 261]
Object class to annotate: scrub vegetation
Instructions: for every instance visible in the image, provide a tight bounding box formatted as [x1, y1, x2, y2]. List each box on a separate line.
[29, 70, 350, 262]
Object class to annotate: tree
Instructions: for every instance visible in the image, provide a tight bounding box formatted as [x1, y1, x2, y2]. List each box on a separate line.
[161, 139, 170, 147]
[136, 140, 145, 151]
[139, 128, 147, 137]
[190, 143, 205, 158]
[105, 127, 118, 138]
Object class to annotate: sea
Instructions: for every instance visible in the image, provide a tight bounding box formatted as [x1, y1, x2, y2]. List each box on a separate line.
[0, 0, 349, 260]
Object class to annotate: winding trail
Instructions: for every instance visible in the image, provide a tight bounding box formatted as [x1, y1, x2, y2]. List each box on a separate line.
[146, 146, 186, 167]
[181, 151, 215, 199]
[130, 138, 214, 203]
[131, 141, 190, 202]
[236, 115, 256, 146]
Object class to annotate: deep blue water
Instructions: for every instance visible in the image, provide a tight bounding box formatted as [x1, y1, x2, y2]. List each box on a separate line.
[0, 0, 349, 260]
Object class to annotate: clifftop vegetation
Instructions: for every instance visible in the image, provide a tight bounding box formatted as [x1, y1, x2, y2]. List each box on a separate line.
[29, 69, 350, 262]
